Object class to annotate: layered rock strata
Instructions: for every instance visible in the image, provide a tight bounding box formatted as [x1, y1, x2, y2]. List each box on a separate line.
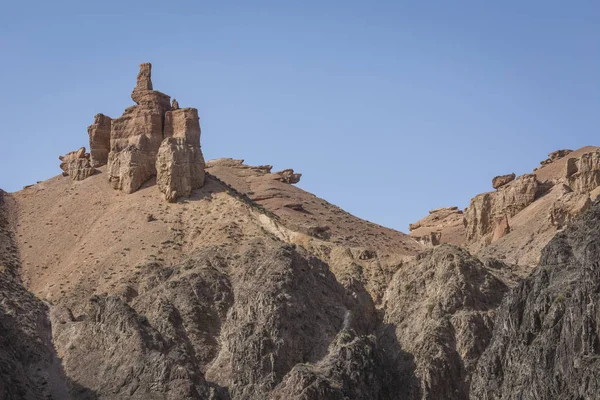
[87, 113, 112, 167]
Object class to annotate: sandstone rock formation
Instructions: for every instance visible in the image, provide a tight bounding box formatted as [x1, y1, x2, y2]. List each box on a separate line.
[548, 189, 591, 228]
[491, 214, 509, 242]
[275, 169, 302, 184]
[78, 63, 207, 201]
[87, 113, 112, 167]
[58, 147, 95, 181]
[465, 173, 539, 245]
[564, 149, 600, 193]
[409, 206, 465, 247]
[471, 200, 600, 399]
[156, 137, 205, 202]
[491, 173, 515, 189]
[540, 148, 572, 166]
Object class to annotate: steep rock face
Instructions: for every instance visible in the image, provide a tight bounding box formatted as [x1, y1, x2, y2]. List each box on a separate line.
[465, 173, 539, 245]
[156, 137, 205, 202]
[382, 245, 507, 400]
[157, 107, 205, 202]
[471, 200, 600, 399]
[58, 147, 95, 181]
[564, 149, 600, 193]
[107, 63, 172, 193]
[409, 206, 466, 247]
[87, 113, 112, 167]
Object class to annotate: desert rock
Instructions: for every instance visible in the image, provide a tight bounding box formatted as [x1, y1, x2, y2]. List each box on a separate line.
[275, 169, 302, 184]
[564, 149, 600, 193]
[156, 137, 205, 202]
[87, 113, 112, 167]
[58, 147, 95, 181]
[491, 173, 515, 189]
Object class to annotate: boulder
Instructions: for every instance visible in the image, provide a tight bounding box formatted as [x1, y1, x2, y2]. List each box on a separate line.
[274, 169, 301, 184]
[87, 113, 112, 167]
[59, 147, 95, 181]
[156, 137, 205, 202]
[491, 173, 515, 189]
[540, 149, 573, 166]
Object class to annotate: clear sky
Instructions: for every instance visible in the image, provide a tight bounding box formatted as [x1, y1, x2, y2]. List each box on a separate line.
[1, 1, 599, 233]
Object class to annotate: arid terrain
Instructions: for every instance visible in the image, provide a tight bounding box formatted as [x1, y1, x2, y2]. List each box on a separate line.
[2, 64, 600, 399]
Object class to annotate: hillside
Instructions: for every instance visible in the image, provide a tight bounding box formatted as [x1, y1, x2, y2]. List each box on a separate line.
[3, 63, 600, 399]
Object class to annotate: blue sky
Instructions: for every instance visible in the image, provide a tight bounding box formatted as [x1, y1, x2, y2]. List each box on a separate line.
[1, 1, 599, 232]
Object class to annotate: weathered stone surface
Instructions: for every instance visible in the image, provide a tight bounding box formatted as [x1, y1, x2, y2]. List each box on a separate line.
[87, 113, 112, 167]
[491, 173, 515, 189]
[564, 149, 600, 193]
[409, 206, 466, 247]
[274, 169, 302, 184]
[108, 63, 171, 193]
[59, 147, 95, 181]
[548, 189, 591, 228]
[382, 245, 508, 400]
[171, 98, 179, 110]
[164, 107, 201, 145]
[156, 137, 205, 202]
[471, 200, 600, 399]
[491, 214, 510, 242]
[131, 62, 153, 103]
[465, 174, 539, 244]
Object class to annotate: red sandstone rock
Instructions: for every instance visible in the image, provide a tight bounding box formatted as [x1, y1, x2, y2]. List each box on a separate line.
[87, 113, 112, 167]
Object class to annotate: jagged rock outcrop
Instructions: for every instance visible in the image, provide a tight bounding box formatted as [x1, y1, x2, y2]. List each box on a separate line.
[108, 64, 171, 193]
[382, 245, 508, 400]
[540, 148, 572, 166]
[409, 206, 466, 247]
[275, 169, 302, 184]
[156, 138, 205, 202]
[564, 149, 600, 193]
[87, 113, 112, 167]
[491, 173, 515, 189]
[58, 147, 95, 181]
[465, 173, 539, 245]
[471, 200, 600, 399]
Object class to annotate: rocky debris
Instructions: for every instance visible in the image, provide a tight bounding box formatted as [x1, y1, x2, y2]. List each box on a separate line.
[564, 149, 600, 193]
[491, 214, 510, 242]
[87, 113, 112, 167]
[540, 148, 572, 166]
[471, 200, 600, 399]
[491, 173, 515, 189]
[283, 202, 304, 211]
[409, 206, 466, 247]
[548, 189, 591, 228]
[465, 173, 539, 244]
[156, 137, 206, 202]
[382, 245, 508, 400]
[275, 169, 302, 184]
[59, 147, 95, 181]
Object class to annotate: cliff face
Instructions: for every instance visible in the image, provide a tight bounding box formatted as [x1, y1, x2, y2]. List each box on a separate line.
[471, 199, 600, 399]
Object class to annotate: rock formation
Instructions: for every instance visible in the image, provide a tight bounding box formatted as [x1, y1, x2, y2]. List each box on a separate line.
[58, 147, 95, 181]
[564, 149, 600, 193]
[491, 173, 515, 189]
[540, 148, 572, 166]
[156, 138, 205, 202]
[275, 169, 302, 184]
[491, 214, 509, 242]
[464, 173, 539, 244]
[87, 113, 112, 167]
[409, 206, 466, 247]
[471, 200, 600, 399]
[64, 62, 208, 201]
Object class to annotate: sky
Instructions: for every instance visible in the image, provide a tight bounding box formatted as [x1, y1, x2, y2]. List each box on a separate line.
[1, 1, 600, 233]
